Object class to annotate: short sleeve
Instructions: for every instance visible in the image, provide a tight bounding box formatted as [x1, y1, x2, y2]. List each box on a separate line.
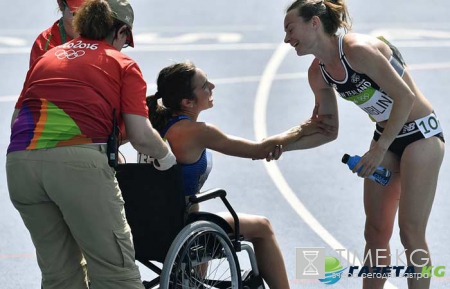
[120, 62, 148, 117]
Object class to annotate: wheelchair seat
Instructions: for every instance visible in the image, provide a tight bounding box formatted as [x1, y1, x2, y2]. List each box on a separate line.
[115, 163, 264, 289]
[115, 163, 185, 263]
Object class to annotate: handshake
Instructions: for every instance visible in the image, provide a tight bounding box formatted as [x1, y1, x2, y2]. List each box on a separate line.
[138, 140, 177, 171]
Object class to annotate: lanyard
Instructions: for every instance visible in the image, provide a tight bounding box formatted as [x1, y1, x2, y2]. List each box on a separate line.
[58, 17, 68, 44]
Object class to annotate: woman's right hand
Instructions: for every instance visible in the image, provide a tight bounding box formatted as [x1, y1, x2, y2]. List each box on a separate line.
[298, 115, 335, 137]
[299, 103, 336, 136]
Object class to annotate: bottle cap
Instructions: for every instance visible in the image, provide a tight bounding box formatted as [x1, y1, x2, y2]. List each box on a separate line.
[342, 154, 350, 164]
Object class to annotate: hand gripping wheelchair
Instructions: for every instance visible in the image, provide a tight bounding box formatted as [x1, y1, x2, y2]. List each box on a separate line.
[115, 163, 265, 289]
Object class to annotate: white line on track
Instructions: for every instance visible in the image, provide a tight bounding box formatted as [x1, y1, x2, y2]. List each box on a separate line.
[1, 62, 449, 103]
[2, 40, 450, 55]
[1, 59, 449, 104]
[252, 43, 399, 288]
[0, 25, 266, 34]
[0, 43, 280, 54]
[0, 95, 18, 102]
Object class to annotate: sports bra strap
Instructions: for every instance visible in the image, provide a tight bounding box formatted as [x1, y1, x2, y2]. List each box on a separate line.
[338, 34, 345, 59]
[159, 115, 191, 137]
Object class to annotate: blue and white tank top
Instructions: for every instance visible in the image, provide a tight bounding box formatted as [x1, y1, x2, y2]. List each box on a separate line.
[137, 115, 212, 196]
[319, 35, 405, 122]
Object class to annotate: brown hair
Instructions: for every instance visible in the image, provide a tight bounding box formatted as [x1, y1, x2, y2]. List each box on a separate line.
[286, 0, 351, 35]
[73, 0, 124, 41]
[147, 61, 197, 131]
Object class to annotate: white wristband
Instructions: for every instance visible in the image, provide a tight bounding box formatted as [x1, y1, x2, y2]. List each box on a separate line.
[154, 148, 177, 171]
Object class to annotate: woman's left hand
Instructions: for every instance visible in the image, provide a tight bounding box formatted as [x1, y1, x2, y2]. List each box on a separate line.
[354, 145, 387, 178]
[265, 145, 283, 162]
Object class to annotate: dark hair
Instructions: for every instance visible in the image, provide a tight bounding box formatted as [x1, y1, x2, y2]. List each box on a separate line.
[73, 0, 125, 41]
[58, 0, 66, 12]
[146, 61, 197, 131]
[286, 0, 351, 35]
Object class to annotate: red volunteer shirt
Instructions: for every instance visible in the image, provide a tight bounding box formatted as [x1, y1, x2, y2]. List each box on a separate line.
[29, 19, 74, 68]
[9, 37, 147, 153]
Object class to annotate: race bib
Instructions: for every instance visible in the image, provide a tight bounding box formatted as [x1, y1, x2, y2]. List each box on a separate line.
[347, 87, 394, 122]
[415, 113, 443, 138]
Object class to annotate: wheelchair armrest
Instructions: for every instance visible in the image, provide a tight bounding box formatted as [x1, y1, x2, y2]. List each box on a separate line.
[187, 188, 242, 251]
[188, 188, 227, 204]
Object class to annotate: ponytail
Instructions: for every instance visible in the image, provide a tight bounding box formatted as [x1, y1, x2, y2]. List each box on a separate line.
[286, 0, 351, 35]
[146, 61, 198, 131]
[322, 0, 351, 34]
[146, 94, 172, 132]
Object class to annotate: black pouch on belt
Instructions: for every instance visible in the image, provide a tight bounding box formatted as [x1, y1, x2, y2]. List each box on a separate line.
[107, 108, 119, 168]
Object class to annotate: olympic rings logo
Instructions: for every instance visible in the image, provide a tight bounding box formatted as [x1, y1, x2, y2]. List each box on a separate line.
[351, 73, 361, 83]
[54, 49, 86, 60]
[357, 93, 370, 102]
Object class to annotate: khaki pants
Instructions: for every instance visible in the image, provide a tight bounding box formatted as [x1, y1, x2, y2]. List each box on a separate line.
[6, 145, 144, 289]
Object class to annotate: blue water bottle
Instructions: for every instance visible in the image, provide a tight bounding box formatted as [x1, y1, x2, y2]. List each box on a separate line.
[341, 154, 391, 186]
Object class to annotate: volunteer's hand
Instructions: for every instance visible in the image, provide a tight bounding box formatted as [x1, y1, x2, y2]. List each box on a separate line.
[153, 141, 177, 171]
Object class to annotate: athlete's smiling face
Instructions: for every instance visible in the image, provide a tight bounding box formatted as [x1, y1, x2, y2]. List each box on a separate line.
[192, 68, 215, 111]
[283, 9, 316, 56]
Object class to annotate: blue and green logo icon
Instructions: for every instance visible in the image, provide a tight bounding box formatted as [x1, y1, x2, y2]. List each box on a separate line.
[318, 256, 346, 285]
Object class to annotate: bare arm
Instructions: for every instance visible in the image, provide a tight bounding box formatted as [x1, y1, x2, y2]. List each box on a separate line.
[283, 59, 339, 151]
[195, 123, 278, 160]
[349, 39, 414, 152]
[266, 104, 337, 149]
[346, 37, 415, 176]
[123, 113, 169, 159]
[195, 114, 336, 160]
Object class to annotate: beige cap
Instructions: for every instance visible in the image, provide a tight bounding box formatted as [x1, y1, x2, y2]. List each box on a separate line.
[107, 0, 134, 47]
[108, 0, 134, 28]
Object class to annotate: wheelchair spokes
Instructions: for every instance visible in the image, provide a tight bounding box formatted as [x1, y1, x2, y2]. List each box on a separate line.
[162, 221, 241, 289]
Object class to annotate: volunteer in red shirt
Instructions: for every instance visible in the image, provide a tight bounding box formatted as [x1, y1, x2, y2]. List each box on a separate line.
[7, 1, 175, 288]
[29, 0, 86, 67]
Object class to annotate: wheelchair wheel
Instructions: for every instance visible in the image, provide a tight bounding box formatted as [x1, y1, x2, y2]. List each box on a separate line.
[160, 220, 242, 289]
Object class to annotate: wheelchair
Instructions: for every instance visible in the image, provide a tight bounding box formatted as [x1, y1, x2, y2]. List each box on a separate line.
[115, 163, 265, 289]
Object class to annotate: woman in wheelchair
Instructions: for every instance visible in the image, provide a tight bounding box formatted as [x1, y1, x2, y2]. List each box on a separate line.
[137, 61, 335, 289]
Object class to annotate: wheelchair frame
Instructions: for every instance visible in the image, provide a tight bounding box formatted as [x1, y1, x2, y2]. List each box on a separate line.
[115, 163, 264, 289]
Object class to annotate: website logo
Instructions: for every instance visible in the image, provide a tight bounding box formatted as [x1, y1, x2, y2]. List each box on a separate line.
[295, 247, 325, 279]
[318, 256, 346, 285]
[295, 247, 447, 285]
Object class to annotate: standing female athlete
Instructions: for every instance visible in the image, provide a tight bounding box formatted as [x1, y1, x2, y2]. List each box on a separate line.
[282, 1, 445, 288]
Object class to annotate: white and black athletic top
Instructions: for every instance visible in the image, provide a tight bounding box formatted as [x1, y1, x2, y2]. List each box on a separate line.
[319, 34, 405, 122]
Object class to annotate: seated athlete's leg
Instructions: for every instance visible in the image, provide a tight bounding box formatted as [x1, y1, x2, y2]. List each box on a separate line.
[7, 151, 88, 289]
[43, 147, 144, 289]
[218, 212, 290, 289]
[363, 146, 401, 289]
[398, 136, 444, 289]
